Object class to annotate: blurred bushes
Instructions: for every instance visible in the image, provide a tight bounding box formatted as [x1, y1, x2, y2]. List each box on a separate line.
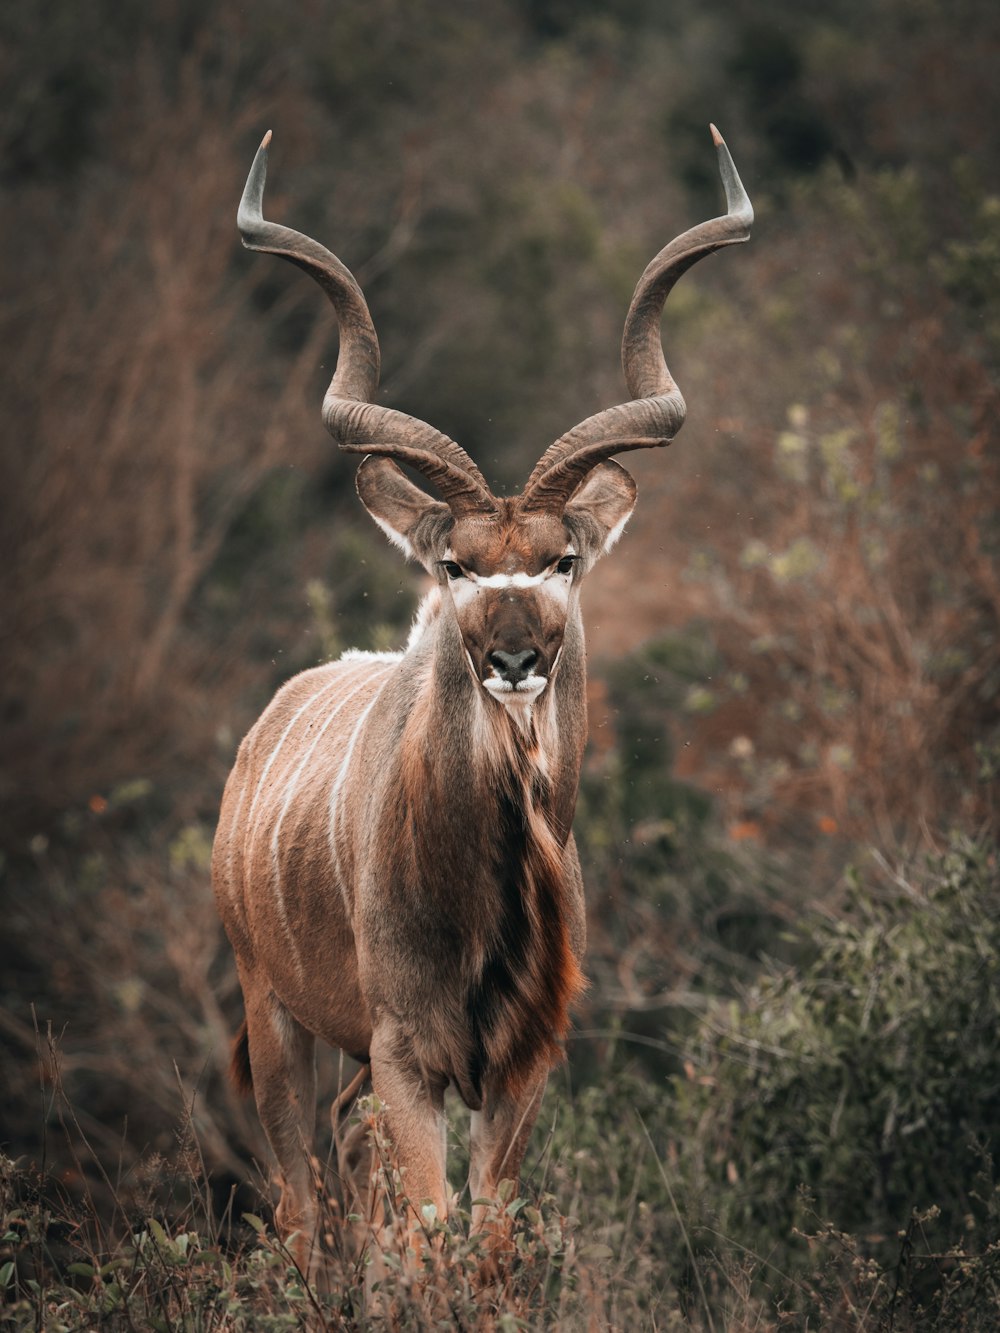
[611, 154, 1000, 853]
[674, 838, 1000, 1256]
[549, 836, 1000, 1325]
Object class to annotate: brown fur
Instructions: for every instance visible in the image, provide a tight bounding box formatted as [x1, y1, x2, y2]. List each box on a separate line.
[230, 1018, 254, 1097]
[465, 713, 585, 1099]
[219, 127, 751, 1273]
[397, 686, 585, 1105]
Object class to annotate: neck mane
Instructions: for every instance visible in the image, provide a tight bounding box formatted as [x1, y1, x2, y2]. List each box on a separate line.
[398, 606, 584, 1103]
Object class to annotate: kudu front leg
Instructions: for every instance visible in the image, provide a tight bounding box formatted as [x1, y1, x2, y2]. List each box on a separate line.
[469, 1068, 547, 1263]
[369, 1024, 449, 1231]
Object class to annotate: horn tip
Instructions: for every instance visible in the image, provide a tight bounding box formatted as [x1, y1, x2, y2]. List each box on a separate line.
[709, 123, 753, 230]
[238, 131, 272, 236]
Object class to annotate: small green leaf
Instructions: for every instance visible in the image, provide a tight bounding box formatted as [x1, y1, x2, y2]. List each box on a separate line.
[578, 1242, 615, 1262]
[191, 1248, 224, 1267]
[0, 1261, 14, 1288]
[242, 1212, 267, 1236]
[109, 777, 153, 808]
[102, 1280, 124, 1308]
[67, 1262, 95, 1278]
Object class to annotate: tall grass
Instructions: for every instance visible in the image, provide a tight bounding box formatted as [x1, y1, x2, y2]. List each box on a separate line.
[4, 838, 998, 1329]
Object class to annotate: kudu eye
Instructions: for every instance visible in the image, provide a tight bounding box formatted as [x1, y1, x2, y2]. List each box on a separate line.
[556, 556, 577, 576]
[440, 561, 465, 581]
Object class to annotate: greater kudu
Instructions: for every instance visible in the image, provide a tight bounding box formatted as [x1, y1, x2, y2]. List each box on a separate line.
[213, 126, 752, 1266]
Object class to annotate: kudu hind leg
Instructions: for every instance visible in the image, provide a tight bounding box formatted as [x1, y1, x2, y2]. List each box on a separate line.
[243, 989, 320, 1267]
[327, 1063, 374, 1251]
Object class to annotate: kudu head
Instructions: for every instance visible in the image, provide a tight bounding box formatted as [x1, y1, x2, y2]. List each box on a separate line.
[238, 128, 752, 708]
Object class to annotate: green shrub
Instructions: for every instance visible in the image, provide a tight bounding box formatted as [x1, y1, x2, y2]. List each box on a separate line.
[663, 835, 1000, 1319]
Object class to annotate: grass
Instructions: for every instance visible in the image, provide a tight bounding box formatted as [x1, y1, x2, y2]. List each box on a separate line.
[5, 835, 1000, 1330]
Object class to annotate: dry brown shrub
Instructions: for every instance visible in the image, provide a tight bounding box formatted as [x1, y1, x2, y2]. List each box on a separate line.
[0, 49, 335, 836]
[587, 170, 999, 851]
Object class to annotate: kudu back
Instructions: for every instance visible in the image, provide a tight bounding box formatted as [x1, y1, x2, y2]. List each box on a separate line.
[213, 127, 752, 1263]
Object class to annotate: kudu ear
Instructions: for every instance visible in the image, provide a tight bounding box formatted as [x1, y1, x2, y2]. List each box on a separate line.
[356, 456, 451, 561]
[564, 460, 637, 556]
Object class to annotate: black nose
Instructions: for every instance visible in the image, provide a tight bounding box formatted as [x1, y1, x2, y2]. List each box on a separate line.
[488, 648, 539, 684]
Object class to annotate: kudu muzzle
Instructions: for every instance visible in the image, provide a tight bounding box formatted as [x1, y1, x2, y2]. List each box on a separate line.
[462, 585, 562, 700]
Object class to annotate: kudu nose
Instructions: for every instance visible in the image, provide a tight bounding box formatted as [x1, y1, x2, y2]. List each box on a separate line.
[488, 648, 539, 684]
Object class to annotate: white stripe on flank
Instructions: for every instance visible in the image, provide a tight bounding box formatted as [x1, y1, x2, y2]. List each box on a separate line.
[225, 776, 248, 907]
[267, 665, 395, 980]
[244, 663, 371, 863]
[327, 671, 395, 903]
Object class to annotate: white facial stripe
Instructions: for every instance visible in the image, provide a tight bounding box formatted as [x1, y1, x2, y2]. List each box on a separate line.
[447, 571, 574, 617]
[472, 570, 549, 588]
[442, 547, 577, 590]
[537, 577, 572, 609]
[449, 577, 485, 610]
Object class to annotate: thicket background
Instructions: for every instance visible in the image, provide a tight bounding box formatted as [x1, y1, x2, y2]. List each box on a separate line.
[2, 0, 998, 1326]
